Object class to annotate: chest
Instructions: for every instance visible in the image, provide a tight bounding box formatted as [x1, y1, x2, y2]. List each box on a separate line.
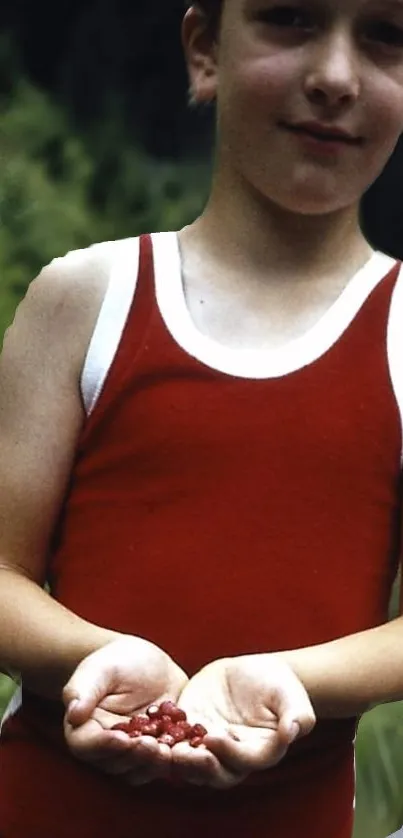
[182, 268, 355, 352]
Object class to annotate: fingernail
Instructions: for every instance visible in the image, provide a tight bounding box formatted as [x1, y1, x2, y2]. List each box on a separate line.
[68, 699, 79, 716]
[289, 722, 300, 742]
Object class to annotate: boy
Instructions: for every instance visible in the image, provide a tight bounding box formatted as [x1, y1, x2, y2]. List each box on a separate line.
[1, 1, 403, 835]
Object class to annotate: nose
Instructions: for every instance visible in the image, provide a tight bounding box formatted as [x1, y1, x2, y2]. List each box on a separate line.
[303, 28, 361, 109]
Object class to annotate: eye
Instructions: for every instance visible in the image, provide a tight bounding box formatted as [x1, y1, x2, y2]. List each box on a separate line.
[255, 5, 313, 31]
[364, 21, 403, 49]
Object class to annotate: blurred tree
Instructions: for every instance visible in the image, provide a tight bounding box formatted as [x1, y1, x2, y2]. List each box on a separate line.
[0, 66, 210, 337]
[0, 0, 214, 159]
[0, 0, 402, 258]
[0, 9, 402, 837]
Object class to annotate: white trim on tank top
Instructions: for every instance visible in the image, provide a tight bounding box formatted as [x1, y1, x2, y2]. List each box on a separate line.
[154, 230, 403, 462]
[81, 236, 140, 416]
[153, 230, 396, 379]
[2, 234, 401, 737]
[79, 230, 401, 422]
[1, 238, 142, 733]
[387, 266, 403, 464]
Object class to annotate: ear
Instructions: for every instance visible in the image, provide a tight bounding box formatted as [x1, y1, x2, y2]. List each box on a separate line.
[182, 6, 219, 105]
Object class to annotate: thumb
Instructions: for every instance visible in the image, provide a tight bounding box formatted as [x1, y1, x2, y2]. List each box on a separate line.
[280, 719, 300, 747]
[62, 654, 113, 727]
[270, 670, 316, 745]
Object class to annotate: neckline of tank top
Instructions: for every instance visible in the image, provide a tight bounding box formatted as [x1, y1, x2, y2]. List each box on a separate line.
[151, 231, 398, 380]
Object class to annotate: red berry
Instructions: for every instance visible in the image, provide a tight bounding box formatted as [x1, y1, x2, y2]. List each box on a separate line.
[174, 721, 192, 737]
[129, 714, 151, 732]
[158, 701, 179, 719]
[158, 733, 175, 747]
[169, 725, 187, 744]
[140, 721, 160, 738]
[130, 707, 210, 748]
[169, 706, 187, 723]
[111, 722, 130, 733]
[155, 719, 165, 736]
[189, 737, 204, 748]
[190, 723, 208, 738]
[160, 715, 175, 733]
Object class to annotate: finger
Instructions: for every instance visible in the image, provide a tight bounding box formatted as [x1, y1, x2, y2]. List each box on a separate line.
[276, 696, 313, 743]
[65, 717, 172, 779]
[268, 665, 316, 740]
[202, 728, 289, 774]
[125, 758, 171, 786]
[63, 657, 116, 727]
[65, 717, 134, 763]
[91, 706, 131, 730]
[123, 740, 172, 785]
[170, 740, 248, 790]
[97, 751, 144, 777]
[98, 739, 171, 781]
[278, 719, 301, 748]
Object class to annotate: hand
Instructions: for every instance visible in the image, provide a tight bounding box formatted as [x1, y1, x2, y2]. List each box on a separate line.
[170, 654, 316, 789]
[62, 635, 188, 786]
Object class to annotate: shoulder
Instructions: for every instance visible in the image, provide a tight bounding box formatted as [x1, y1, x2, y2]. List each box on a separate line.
[2, 238, 141, 388]
[30, 238, 138, 319]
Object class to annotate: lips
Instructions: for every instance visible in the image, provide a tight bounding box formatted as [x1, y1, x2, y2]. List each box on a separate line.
[283, 122, 362, 145]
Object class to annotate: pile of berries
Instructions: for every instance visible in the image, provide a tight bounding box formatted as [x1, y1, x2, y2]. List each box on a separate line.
[112, 701, 208, 748]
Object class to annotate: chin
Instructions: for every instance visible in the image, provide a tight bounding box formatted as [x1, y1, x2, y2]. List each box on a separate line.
[265, 186, 358, 218]
[280, 200, 349, 217]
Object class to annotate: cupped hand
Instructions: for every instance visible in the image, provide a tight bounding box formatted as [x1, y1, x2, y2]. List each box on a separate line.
[62, 635, 188, 785]
[170, 654, 316, 789]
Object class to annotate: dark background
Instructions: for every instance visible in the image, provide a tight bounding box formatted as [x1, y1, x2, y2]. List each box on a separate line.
[0, 6, 403, 837]
[0, 0, 212, 157]
[0, 0, 402, 258]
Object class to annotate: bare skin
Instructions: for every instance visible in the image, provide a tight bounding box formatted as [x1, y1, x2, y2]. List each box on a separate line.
[0, 242, 314, 788]
[63, 636, 188, 786]
[180, 0, 403, 345]
[177, 223, 374, 350]
[171, 656, 315, 789]
[0, 244, 188, 784]
[0, 244, 114, 698]
[3, 0, 403, 793]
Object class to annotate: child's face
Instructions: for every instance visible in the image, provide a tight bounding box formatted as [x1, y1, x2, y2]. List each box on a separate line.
[185, 0, 403, 216]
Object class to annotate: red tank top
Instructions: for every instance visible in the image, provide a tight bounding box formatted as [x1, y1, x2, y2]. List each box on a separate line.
[0, 233, 402, 838]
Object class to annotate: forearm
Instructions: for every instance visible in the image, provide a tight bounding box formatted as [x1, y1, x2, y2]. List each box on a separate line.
[0, 569, 120, 701]
[264, 617, 403, 718]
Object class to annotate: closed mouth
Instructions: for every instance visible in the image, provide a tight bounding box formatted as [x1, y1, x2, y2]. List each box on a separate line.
[283, 124, 363, 145]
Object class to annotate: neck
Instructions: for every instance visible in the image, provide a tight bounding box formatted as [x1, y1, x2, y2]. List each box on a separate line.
[189, 161, 373, 284]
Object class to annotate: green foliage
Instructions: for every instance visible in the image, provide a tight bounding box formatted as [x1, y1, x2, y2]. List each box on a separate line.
[0, 81, 94, 334]
[0, 675, 14, 717]
[355, 703, 403, 838]
[0, 74, 210, 339]
[1, 56, 403, 838]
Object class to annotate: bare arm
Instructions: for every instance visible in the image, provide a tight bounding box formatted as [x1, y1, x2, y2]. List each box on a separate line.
[0, 244, 121, 700]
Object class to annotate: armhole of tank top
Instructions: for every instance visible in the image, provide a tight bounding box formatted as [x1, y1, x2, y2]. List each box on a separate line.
[0, 238, 142, 735]
[387, 263, 403, 467]
[80, 237, 141, 417]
